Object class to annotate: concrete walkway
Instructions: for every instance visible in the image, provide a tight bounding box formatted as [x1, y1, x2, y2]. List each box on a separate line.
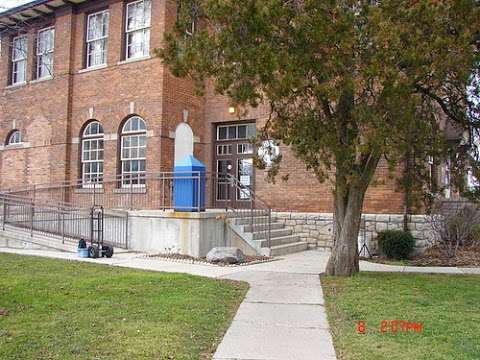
[0, 248, 336, 360]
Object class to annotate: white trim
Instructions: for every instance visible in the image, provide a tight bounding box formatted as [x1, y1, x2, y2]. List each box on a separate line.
[125, 0, 151, 60]
[30, 75, 53, 84]
[36, 26, 55, 80]
[117, 55, 151, 65]
[78, 64, 107, 73]
[86, 9, 109, 68]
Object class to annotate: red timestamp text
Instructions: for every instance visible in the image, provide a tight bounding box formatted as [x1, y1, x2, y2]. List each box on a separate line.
[357, 320, 423, 334]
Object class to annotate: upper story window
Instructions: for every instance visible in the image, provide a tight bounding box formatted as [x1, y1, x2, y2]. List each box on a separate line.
[86, 10, 109, 68]
[11, 35, 28, 85]
[121, 116, 147, 187]
[6, 130, 23, 145]
[125, 0, 151, 60]
[216, 123, 256, 141]
[81, 121, 104, 187]
[36, 27, 55, 79]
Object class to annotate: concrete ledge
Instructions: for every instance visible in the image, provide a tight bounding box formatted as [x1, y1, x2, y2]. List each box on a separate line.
[127, 210, 228, 257]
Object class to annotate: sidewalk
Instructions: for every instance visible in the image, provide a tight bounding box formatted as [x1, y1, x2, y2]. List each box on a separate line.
[0, 248, 336, 360]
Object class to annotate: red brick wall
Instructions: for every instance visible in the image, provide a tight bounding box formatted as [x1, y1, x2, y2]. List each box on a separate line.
[0, 0, 405, 214]
[203, 83, 405, 214]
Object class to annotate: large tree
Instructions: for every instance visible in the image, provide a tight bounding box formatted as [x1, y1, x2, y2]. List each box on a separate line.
[160, 0, 480, 275]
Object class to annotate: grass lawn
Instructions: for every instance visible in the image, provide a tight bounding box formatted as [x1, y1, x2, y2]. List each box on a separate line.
[322, 273, 480, 360]
[0, 253, 248, 360]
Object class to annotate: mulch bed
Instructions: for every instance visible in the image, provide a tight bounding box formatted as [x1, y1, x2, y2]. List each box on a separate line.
[408, 245, 480, 267]
[367, 245, 480, 267]
[147, 253, 274, 267]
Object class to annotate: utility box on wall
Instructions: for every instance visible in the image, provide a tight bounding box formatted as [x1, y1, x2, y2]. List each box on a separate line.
[173, 155, 206, 212]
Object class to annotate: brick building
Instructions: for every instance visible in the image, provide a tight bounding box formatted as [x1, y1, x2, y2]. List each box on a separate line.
[2, 1, 462, 259]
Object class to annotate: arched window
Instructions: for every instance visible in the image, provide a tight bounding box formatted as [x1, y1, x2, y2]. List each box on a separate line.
[6, 130, 23, 145]
[81, 121, 104, 187]
[120, 116, 147, 187]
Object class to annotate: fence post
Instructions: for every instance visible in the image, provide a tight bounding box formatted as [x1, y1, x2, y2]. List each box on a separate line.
[250, 197, 254, 228]
[2, 197, 5, 231]
[125, 211, 129, 249]
[197, 172, 201, 212]
[130, 177, 133, 210]
[61, 207, 65, 244]
[93, 181, 97, 207]
[30, 201, 34, 237]
[268, 208, 272, 249]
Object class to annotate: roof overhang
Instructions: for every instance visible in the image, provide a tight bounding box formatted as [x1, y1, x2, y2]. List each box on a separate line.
[0, 0, 88, 31]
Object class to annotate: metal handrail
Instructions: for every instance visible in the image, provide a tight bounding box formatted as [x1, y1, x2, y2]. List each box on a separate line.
[2, 171, 273, 248]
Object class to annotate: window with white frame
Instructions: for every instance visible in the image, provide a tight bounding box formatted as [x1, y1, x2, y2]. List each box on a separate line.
[121, 116, 147, 187]
[125, 0, 151, 60]
[81, 121, 104, 187]
[86, 10, 109, 68]
[36, 27, 55, 79]
[216, 123, 256, 141]
[11, 35, 27, 85]
[6, 130, 22, 145]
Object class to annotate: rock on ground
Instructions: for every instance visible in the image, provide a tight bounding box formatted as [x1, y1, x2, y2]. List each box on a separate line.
[207, 247, 246, 264]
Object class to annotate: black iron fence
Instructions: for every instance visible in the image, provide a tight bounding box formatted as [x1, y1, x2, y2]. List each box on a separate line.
[0, 193, 128, 249]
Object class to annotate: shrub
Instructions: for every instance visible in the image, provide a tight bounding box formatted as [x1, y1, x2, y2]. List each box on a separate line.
[377, 230, 415, 259]
[429, 202, 480, 257]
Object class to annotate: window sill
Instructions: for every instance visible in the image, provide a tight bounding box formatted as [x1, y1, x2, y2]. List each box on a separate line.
[5, 82, 27, 90]
[78, 64, 108, 74]
[114, 187, 147, 194]
[74, 188, 105, 194]
[30, 76, 54, 84]
[0, 142, 30, 151]
[118, 55, 151, 66]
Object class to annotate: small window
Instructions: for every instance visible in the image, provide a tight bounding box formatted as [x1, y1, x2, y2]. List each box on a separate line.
[125, 0, 151, 60]
[237, 143, 254, 155]
[36, 27, 55, 79]
[216, 144, 232, 155]
[86, 10, 109, 68]
[121, 116, 147, 187]
[11, 35, 27, 85]
[7, 130, 23, 145]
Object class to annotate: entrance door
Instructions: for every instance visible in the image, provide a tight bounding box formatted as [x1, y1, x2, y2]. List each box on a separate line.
[214, 123, 256, 208]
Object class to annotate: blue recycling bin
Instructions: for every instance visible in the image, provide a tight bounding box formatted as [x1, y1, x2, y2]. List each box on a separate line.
[173, 155, 206, 212]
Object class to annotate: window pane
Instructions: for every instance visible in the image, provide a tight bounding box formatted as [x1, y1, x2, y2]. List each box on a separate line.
[246, 123, 256, 138]
[237, 125, 247, 139]
[218, 127, 227, 140]
[228, 126, 237, 140]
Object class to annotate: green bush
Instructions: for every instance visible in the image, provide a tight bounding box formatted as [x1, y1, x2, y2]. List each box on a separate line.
[377, 230, 415, 259]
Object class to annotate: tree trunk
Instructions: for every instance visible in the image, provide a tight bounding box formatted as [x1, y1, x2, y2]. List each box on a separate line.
[325, 185, 365, 276]
[326, 153, 381, 276]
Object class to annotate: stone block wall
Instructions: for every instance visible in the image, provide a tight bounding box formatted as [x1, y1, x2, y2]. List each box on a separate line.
[274, 212, 435, 255]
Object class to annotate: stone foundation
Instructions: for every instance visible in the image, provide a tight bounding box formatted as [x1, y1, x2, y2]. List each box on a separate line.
[274, 212, 435, 255]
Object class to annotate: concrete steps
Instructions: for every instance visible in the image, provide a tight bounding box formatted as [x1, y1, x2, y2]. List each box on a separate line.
[233, 215, 308, 256]
[270, 241, 309, 256]
[252, 228, 292, 240]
